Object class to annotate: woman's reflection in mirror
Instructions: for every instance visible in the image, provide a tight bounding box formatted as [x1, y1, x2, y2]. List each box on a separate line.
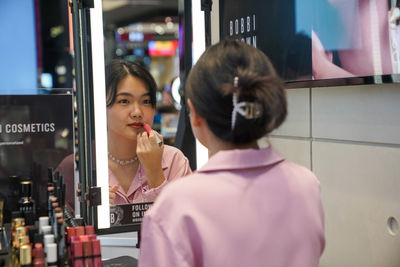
[55, 60, 192, 214]
[105, 60, 191, 204]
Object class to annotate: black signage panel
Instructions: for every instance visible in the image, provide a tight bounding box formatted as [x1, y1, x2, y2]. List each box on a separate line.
[110, 202, 153, 227]
[0, 94, 74, 222]
[219, 0, 400, 87]
[219, 0, 304, 82]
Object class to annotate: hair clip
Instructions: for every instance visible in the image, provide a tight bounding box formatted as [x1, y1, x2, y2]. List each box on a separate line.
[231, 92, 262, 129]
[233, 76, 239, 87]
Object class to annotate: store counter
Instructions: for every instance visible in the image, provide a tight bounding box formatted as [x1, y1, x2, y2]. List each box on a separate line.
[98, 231, 140, 261]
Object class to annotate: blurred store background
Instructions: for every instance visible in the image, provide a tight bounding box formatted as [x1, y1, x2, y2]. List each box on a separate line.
[102, 0, 181, 144]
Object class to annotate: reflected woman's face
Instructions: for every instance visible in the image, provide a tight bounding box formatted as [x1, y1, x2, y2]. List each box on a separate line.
[107, 75, 155, 142]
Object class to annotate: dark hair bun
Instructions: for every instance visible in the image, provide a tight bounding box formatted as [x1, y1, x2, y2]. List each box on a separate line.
[186, 39, 287, 144]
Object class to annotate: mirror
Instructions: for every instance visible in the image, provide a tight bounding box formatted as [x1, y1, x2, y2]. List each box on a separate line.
[100, 0, 186, 232]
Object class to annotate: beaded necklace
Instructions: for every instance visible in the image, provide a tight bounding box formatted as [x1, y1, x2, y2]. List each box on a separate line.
[108, 152, 138, 166]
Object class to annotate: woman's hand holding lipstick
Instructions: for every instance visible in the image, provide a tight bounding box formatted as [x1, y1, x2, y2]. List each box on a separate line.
[143, 122, 163, 146]
[136, 123, 166, 188]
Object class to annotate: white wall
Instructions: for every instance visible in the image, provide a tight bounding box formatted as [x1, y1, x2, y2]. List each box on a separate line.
[211, 1, 400, 265]
[270, 84, 400, 267]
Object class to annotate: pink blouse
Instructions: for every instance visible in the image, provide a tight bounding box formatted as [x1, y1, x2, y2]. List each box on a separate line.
[109, 145, 192, 204]
[139, 146, 325, 267]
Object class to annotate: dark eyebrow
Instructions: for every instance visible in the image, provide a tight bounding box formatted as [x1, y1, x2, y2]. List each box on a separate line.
[142, 92, 151, 97]
[116, 92, 151, 98]
[116, 92, 132, 97]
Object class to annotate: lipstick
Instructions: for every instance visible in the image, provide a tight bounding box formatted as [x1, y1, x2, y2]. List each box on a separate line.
[143, 123, 162, 146]
[71, 240, 83, 267]
[91, 239, 102, 267]
[82, 240, 93, 267]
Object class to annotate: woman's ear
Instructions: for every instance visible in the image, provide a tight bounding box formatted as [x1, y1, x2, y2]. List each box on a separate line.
[187, 98, 202, 127]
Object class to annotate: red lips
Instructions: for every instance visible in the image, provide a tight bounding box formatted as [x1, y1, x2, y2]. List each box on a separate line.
[129, 122, 143, 129]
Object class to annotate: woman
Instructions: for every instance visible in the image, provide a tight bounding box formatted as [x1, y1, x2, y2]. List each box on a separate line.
[106, 60, 191, 204]
[139, 40, 325, 267]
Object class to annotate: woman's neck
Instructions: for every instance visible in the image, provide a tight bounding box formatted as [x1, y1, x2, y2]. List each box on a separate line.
[107, 135, 137, 159]
[207, 139, 259, 158]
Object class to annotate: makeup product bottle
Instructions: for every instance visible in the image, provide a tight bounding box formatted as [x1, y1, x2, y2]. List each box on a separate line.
[13, 225, 26, 254]
[40, 225, 52, 236]
[55, 172, 64, 202]
[14, 226, 27, 244]
[43, 234, 55, 255]
[47, 168, 56, 223]
[84, 225, 94, 235]
[32, 243, 45, 267]
[49, 196, 59, 227]
[57, 218, 68, 267]
[18, 235, 29, 250]
[71, 240, 83, 267]
[20, 244, 32, 267]
[52, 210, 62, 241]
[44, 235, 56, 265]
[9, 175, 21, 193]
[18, 180, 36, 219]
[11, 215, 25, 256]
[13, 233, 29, 267]
[48, 168, 55, 185]
[82, 240, 93, 267]
[75, 226, 85, 237]
[46, 243, 58, 267]
[24, 210, 35, 227]
[38, 216, 49, 232]
[33, 233, 44, 249]
[11, 211, 25, 232]
[28, 227, 39, 247]
[66, 227, 77, 259]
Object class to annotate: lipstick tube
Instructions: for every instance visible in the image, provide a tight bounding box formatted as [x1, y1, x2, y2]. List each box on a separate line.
[71, 240, 83, 267]
[143, 122, 162, 146]
[82, 240, 93, 267]
[84, 225, 94, 235]
[91, 239, 101, 267]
